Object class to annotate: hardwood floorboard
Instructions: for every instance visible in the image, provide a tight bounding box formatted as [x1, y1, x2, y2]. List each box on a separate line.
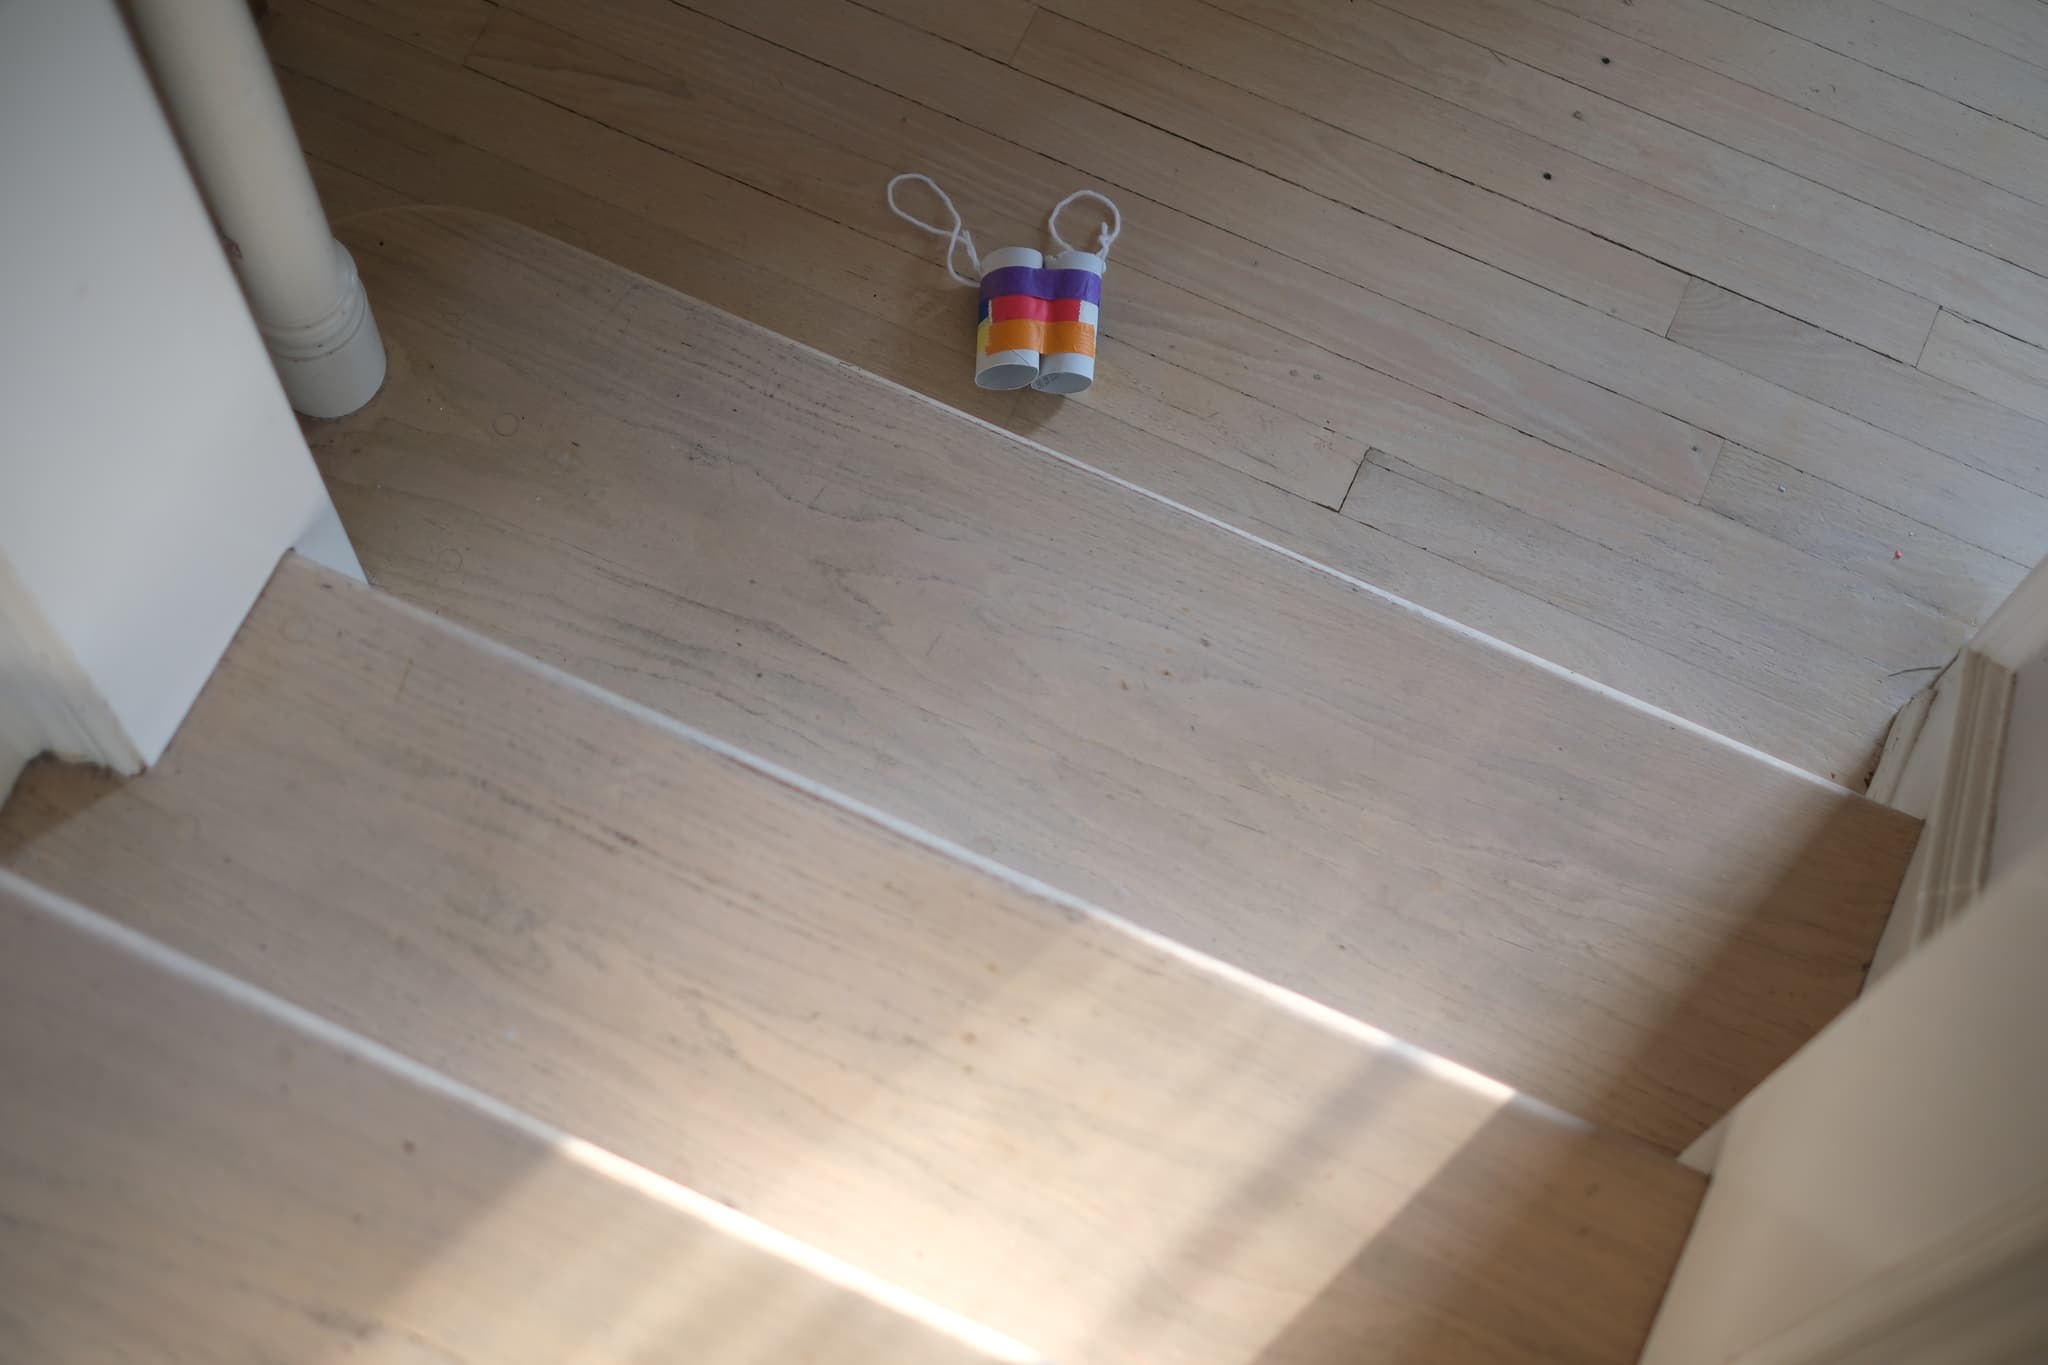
[662, 0, 2046, 563]
[858, 0, 1037, 60]
[1261, 0, 2048, 284]
[308, 153, 414, 220]
[281, 6, 1359, 510]
[1918, 311, 2048, 427]
[1045, 0, 1939, 360]
[1537, 0, 2048, 204]
[1343, 454, 1933, 775]
[271, 0, 2035, 779]
[1019, 10, 1696, 335]
[276, 60, 1877, 777]
[470, 2, 1714, 495]
[458, 4, 1979, 722]
[1710, 0, 2048, 140]
[0, 872, 1029, 1365]
[1882, 0, 2048, 74]
[1200, 0, 2048, 356]
[576, 0, 1726, 497]
[291, 0, 490, 59]
[2, 554, 1709, 1365]
[1667, 279, 2048, 497]
[1700, 445, 2029, 627]
[304, 208, 1918, 1150]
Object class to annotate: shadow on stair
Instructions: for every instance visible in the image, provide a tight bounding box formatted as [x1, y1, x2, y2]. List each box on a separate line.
[1239, 799, 1904, 1364]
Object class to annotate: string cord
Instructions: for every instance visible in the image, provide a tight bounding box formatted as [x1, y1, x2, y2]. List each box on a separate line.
[886, 174, 1124, 280]
[885, 172, 983, 286]
[1047, 188, 1122, 257]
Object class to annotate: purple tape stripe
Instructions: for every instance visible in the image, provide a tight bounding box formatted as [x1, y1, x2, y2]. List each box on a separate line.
[979, 265, 1102, 306]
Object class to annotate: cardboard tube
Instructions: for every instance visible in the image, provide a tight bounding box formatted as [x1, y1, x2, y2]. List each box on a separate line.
[974, 246, 1042, 390]
[1032, 250, 1103, 395]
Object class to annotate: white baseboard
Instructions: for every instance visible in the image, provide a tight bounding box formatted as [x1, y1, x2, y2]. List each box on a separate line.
[1864, 683, 1933, 811]
[1866, 651, 2013, 984]
[1970, 556, 2048, 670]
[1728, 1184, 2048, 1365]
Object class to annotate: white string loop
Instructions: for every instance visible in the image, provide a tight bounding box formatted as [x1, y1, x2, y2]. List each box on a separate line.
[1047, 189, 1122, 258]
[885, 172, 983, 286]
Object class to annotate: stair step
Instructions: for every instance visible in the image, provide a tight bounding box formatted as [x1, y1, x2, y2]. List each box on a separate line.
[3, 555, 1702, 1365]
[317, 207, 1912, 1151]
[0, 868, 1041, 1365]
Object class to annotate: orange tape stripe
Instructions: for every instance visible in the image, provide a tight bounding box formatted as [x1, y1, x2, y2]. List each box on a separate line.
[982, 319, 1097, 357]
[1045, 321, 1097, 357]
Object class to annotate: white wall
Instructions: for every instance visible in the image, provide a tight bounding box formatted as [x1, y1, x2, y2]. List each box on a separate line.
[0, 0, 356, 788]
[1641, 845, 2048, 1364]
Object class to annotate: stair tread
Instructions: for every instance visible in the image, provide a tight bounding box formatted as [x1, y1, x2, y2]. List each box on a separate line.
[2, 554, 1701, 1365]
[320, 207, 1911, 1150]
[0, 868, 1039, 1365]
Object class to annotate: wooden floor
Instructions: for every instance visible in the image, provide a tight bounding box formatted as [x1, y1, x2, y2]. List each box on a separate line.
[0, 871, 1039, 1365]
[274, 0, 2048, 785]
[303, 207, 1912, 1154]
[0, 556, 1705, 1365]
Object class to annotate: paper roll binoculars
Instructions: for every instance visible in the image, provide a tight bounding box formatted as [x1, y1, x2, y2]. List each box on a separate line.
[974, 246, 1104, 394]
[887, 174, 1120, 397]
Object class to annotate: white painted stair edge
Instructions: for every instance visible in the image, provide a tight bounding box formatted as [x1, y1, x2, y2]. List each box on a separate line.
[0, 865, 1048, 1365]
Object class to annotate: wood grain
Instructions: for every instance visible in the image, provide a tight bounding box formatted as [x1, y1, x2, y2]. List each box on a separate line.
[508, 0, 1724, 497]
[272, 0, 2038, 781]
[1700, 446, 2029, 628]
[1004, 9, 1698, 337]
[864, 0, 1067, 61]
[1667, 280, 2048, 497]
[1539, 0, 2048, 204]
[312, 207, 1915, 1150]
[659, 0, 2048, 563]
[464, 0, 1715, 498]
[1032, 0, 1936, 360]
[1919, 311, 2048, 427]
[1205, 0, 2048, 356]
[286, 6, 1363, 512]
[271, 62, 1869, 778]
[1263, 0, 2048, 284]
[1710, 0, 2048, 142]
[1882, 0, 2048, 74]
[0, 555, 1706, 1365]
[445, 0, 1998, 699]
[308, 153, 413, 221]
[0, 871, 1038, 1365]
[292, 0, 491, 59]
[1342, 452, 1951, 770]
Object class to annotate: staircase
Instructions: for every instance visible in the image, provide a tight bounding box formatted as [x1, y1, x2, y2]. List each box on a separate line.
[0, 208, 1922, 1363]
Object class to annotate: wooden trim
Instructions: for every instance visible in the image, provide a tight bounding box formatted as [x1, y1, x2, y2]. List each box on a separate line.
[1863, 680, 1935, 810]
[1970, 555, 2048, 670]
[1866, 650, 2013, 983]
[1931, 653, 2015, 922]
[1729, 1185, 2048, 1365]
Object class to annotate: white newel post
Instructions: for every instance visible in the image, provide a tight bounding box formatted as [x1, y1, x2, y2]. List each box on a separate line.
[124, 0, 386, 418]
